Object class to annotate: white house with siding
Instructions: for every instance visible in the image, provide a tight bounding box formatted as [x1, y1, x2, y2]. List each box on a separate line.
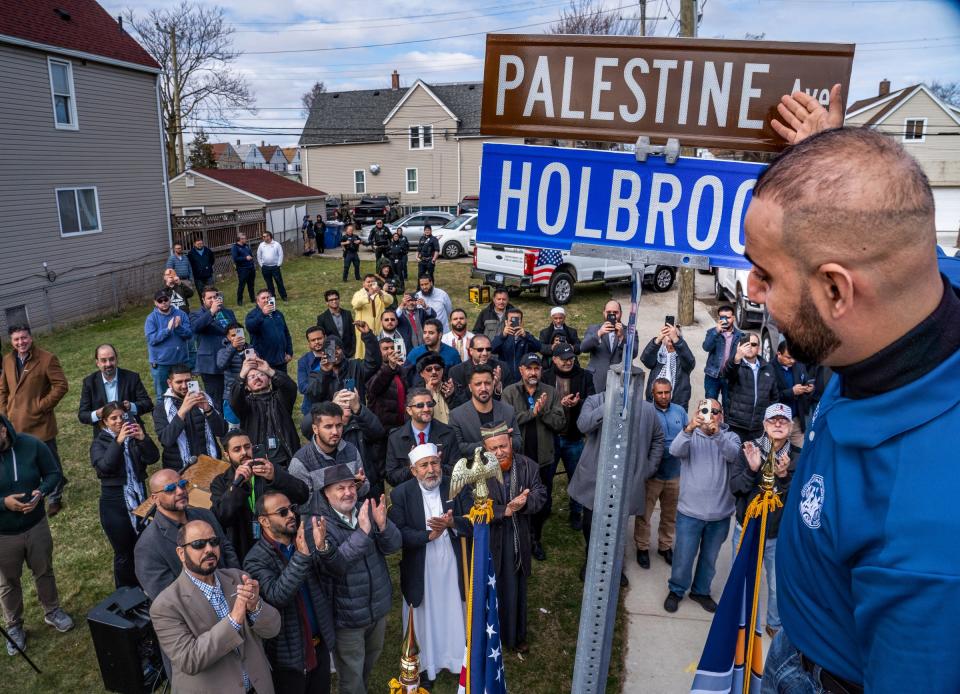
[0, 0, 169, 332]
[258, 145, 288, 173]
[299, 73, 523, 211]
[235, 143, 268, 170]
[846, 80, 960, 234]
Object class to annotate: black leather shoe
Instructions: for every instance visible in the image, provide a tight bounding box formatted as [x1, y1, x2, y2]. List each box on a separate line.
[532, 541, 546, 561]
[569, 512, 582, 531]
[658, 548, 674, 565]
[636, 549, 650, 569]
[664, 592, 681, 613]
[689, 593, 717, 613]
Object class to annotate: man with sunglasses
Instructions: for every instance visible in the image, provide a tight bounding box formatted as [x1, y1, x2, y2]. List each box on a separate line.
[385, 388, 457, 488]
[502, 353, 565, 562]
[210, 431, 309, 560]
[135, 468, 239, 601]
[145, 289, 193, 399]
[663, 398, 740, 614]
[150, 519, 280, 694]
[720, 333, 779, 444]
[447, 335, 507, 409]
[244, 492, 337, 694]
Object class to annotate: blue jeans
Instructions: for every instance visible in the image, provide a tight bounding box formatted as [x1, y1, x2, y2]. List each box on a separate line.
[151, 363, 173, 400]
[762, 630, 824, 694]
[668, 512, 730, 597]
[732, 523, 780, 629]
[703, 374, 730, 410]
[555, 436, 585, 516]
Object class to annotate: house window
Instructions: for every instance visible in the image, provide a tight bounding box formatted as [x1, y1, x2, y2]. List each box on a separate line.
[354, 169, 366, 194]
[903, 118, 926, 142]
[409, 125, 434, 150]
[406, 168, 418, 194]
[48, 58, 78, 129]
[55, 187, 101, 236]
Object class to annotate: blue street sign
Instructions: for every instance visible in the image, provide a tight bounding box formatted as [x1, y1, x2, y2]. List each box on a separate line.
[477, 143, 766, 269]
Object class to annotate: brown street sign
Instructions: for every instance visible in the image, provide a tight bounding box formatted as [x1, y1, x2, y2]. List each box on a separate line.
[481, 34, 854, 152]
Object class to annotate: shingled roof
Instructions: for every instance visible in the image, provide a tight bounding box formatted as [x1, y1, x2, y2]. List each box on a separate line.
[179, 169, 326, 201]
[0, 0, 159, 71]
[300, 80, 483, 147]
[846, 85, 917, 119]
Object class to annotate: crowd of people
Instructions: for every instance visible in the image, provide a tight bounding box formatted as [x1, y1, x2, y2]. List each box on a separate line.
[0, 229, 829, 693]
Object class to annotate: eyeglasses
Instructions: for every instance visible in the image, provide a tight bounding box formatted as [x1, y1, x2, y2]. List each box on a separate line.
[706, 408, 722, 415]
[261, 504, 297, 518]
[179, 537, 221, 550]
[422, 365, 443, 373]
[747, 342, 759, 347]
[159, 479, 189, 494]
[410, 401, 437, 409]
[473, 347, 491, 352]
[155, 297, 170, 304]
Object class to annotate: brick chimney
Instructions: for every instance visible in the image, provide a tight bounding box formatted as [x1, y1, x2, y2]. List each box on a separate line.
[879, 79, 890, 97]
[391, 70, 400, 90]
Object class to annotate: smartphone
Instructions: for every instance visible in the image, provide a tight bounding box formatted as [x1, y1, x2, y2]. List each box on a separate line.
[739, 335, 753, 346]
[267, 297, 276, 307]
[252, 444, 266, 460]
[244, 348, 257, 360]
[344, 378, 356, 391]
[187, 380, 201, 395]
[606, 311, 617, 324]
[510, 316, 520, 328]
[325, 343, 338, 363]
[554, 335, 567, 344]
[122, 412, 134, 423]
[806, 378, 816, 386]
[698, 399, 713, 424]
[19, 491, 39, 504]
[216, 292, 224, 303]
[236, 327, 245, 340]
[665, 315, 675, 326]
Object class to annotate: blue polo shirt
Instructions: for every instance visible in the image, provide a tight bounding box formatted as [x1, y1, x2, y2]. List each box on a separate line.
[776, 315, 960, 690]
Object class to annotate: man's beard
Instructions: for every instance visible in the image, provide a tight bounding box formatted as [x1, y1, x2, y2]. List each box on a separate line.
[779, 285, 842, 365]
[419, 475, 441, 491]
[185, 553, 217, 576]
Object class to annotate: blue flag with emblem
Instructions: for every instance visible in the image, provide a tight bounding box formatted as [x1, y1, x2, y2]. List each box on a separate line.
[690, 513, 764, 694]
[458, 515, 507, 694]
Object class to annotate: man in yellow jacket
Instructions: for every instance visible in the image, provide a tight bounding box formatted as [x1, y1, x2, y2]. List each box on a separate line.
[351, 274, 394, 360]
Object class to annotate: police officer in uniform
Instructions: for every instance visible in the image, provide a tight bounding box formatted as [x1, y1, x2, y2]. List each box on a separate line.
[416, 225, 440, 280]
[341, 223, 363, 282]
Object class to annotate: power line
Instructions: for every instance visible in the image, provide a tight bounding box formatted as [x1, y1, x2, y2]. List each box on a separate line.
[229, 0, 526, 26]
[242, 5, 627, 54]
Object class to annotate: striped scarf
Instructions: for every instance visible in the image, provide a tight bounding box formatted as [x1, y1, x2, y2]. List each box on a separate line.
[163, 389, 218, 464]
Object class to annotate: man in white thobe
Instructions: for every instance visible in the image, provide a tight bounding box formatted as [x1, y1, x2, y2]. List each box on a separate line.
[387, 443, 471, 686]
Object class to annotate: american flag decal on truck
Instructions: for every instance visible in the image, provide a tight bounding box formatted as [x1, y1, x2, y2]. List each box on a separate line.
[532, 248, 562, 284]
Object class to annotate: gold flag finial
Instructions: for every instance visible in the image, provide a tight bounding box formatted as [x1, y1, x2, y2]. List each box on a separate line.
[398, 604, 421, 688]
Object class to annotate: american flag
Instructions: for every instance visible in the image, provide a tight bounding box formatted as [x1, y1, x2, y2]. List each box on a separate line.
[532, 248, 563, 285]
[458, 520, 507, 694]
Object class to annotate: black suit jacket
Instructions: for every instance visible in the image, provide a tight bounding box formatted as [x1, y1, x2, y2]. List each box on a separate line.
[385, 420, 458, 488]
[317, 308, 356, 358]
[77, 368, 154, 437]
[772, 361, 811, 429]
[387, 476, 472, 607]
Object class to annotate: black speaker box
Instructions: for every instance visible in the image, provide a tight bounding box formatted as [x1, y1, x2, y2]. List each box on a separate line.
[87, 586, 165, 693]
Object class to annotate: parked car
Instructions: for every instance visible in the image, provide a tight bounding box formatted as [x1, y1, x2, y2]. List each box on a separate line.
[760, 305, 781, 363]
[472, 242, 675, 305]
[435, 214, 478, 259]
[457, 195, 479, 215]
[351, 196, 401, 228]
[714, 267, 762, 328]
[387, 211, 455, 244]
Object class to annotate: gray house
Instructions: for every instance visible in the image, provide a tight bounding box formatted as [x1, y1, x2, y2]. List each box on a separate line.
[0, 0, 170, 332]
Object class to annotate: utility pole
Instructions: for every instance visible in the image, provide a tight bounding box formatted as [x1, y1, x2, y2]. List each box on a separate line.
[170, 25, 185, 176]
[676, 0, 698, 325]
[640, 0, 646, 36]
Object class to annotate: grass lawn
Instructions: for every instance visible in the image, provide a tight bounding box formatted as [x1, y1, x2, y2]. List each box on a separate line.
[2, 253, 625, 694]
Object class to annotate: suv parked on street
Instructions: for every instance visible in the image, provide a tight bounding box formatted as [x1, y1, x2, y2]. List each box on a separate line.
[714, 267, 762, 328]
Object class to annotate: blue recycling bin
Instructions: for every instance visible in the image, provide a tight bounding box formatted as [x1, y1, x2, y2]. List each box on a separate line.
[324, 221, 343, 250]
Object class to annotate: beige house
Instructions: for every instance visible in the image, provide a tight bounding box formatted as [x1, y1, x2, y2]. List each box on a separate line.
[300, 74, 523, 211]
[846, 81, 960, 233]
[169, 168, 326, 240]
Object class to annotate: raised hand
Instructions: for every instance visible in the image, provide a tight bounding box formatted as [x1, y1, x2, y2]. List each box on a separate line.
[295, 521, 310, 556]
[312, 516, 327, 550]
[743, 441, 762, 472]
[771, 84, 843, 145]
[357, 499, 372, 534]
[371, 494, 388, 531]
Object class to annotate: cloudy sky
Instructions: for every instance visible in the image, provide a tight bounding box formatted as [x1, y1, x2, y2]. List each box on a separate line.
[105, 0, 960, 146]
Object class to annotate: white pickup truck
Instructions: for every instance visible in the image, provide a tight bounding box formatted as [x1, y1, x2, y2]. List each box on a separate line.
[471, 242, 676, 305]
[713, 267, 763, 328]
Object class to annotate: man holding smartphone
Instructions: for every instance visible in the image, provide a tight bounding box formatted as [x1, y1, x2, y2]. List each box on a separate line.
[0, 414, 73, 655]
[190, 286, 237, 408]
[581, 300, 639, 392]
[701, 305, 743, 410]
[491, 308, 541, 384]
[245, 290, 293, 374]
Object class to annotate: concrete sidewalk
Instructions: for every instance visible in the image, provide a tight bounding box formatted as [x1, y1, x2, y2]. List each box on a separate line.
[610, 273, 774, 692]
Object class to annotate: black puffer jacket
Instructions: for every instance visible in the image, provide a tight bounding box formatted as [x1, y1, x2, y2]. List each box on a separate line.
[216, 341, 249, 396]
[306, 494, 401, 629]
[90, 427, 160, 487]
[243, 537, 337, 669]
[640, 337, 697, 410]
[229, 372, 301, 468]
[720, 358, 779, 433]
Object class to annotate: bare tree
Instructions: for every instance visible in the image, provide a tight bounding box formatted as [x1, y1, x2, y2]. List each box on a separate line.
[928, 80, 960, 107]
[124, 1, 256, 177]
[550, 0, 641, 36]
[301, 81, 327, 118]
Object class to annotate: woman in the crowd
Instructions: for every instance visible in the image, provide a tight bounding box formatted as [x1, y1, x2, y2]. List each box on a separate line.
[90, 402, 159, 588]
